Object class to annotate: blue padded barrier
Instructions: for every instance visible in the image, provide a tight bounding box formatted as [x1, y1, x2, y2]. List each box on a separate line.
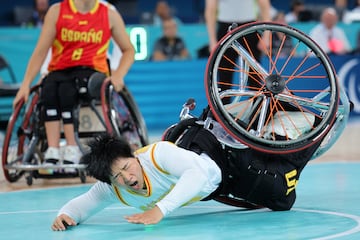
[125, 59, 208, 131]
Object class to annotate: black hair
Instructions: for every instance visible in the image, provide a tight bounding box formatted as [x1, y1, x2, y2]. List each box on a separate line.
[81, 133, 134, 184]
[290, 0, 304, 11]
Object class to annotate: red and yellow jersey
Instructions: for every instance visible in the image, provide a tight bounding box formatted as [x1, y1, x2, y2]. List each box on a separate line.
[48, 0, 111, 73]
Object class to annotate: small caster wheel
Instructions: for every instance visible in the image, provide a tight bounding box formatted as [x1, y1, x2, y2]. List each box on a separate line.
[26, 175, 33, 186]
[79, 171, 86, 183]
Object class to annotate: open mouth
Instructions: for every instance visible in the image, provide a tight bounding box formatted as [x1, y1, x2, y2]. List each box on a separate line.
[129, 181, 138, 187]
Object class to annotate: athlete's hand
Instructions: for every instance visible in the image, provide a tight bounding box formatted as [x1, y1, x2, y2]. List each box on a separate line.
[51, 214, 77, 231]
[208, 38, 218, 54]
[12, 85, 30, 109]
[124, 206, 164, 225]
[110, 73, 125, 92]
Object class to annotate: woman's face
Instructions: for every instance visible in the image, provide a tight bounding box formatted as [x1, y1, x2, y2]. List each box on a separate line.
[163, 19, 177, 39]
[110, 157, 144, 191]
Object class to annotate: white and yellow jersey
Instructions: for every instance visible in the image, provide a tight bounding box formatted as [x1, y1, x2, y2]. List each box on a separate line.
[58, 141, 221, 223]
[113, 141, 221, 216]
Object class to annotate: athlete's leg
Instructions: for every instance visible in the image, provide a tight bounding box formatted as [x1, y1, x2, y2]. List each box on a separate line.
[57, 78, 83, 164]
[58, 68, 97, 163]
[45, 121, 61, 147]
[41, 76, 62, 162]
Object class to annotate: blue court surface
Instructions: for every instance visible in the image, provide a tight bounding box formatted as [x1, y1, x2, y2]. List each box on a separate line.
[0, 162, 359, 240]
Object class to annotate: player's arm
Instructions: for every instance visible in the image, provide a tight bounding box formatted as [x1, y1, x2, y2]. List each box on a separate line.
[13, 4, 58, 107]
[154, 143, 211, 215]
[204, 0, 219, 52]
[125, 142, 213, 225]
[108, 5, 135, 92]
[51, 181, 116, 231]
[257, 0, 271, 22]
[257, 0, 272, 51]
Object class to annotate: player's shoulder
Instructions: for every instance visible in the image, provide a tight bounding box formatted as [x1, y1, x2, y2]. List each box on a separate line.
[47, 2, 61, 13]
[155, 141, 177, 148]
[99, 0, 116, 11]
[44, 3, 61, 23]
[135, 141, 176, 155]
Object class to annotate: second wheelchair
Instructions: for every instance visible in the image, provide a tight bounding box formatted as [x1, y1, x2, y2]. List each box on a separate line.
[1, 72, 148, 185]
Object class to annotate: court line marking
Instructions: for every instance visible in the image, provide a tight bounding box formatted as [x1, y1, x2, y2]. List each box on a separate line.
[293, 208, 360, 240]
[1, 206, 359, 239]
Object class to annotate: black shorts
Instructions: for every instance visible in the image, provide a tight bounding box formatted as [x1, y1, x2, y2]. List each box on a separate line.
[220, 142, 321, 210]
[41, 67, 97, 123]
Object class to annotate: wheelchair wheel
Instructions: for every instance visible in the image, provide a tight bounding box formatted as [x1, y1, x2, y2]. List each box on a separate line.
[101, 80, 149, 147]
[205, 22, 339, 154]
[2, 86, 41, 182]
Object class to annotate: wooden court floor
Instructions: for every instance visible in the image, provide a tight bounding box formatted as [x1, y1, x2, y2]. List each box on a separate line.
[0, 123, 359, 239]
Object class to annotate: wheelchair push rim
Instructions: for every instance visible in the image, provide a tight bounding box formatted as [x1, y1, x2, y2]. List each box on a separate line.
[100, 78, 149, 148]
[205, 22, 339, 154]
[1, 86, 40, 182]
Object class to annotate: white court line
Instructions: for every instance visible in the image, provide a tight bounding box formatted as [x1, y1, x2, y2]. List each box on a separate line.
[293, 208, 360, 240]
[0, 205, 246, 215]
[1, 206, 359, 239]
[0, 209, 58, 215]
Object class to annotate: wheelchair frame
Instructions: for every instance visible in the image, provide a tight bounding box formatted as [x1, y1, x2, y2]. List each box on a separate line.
[1, 75, 148, 185]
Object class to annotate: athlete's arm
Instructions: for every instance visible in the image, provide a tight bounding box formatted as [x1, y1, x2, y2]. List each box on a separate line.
[52, 181, 116, 230]
[107, 5, 135, 92]
[144, 142, 220, 216]
[257, 0, 271, 22]
[13, 4, 59, 108]
[204, 0, 219, 52]
[257, 0, 272, 51]
[125, 141, 221, 225]
[155, 142, 220, 215]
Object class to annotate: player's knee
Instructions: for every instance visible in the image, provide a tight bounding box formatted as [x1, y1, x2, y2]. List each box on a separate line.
[44, 107, 61, 121]
[61, 110, 74, 124]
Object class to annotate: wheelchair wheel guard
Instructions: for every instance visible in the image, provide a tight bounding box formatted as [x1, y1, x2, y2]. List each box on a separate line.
[205, 22, 344, 154]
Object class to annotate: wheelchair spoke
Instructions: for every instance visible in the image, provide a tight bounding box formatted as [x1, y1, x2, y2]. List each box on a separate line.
[231, 39, 268, 77]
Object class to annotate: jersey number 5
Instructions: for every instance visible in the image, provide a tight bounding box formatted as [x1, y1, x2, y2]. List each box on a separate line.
[285, 169, 298, 195]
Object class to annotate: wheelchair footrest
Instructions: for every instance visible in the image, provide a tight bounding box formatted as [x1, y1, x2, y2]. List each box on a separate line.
[33, 171, 81, 179]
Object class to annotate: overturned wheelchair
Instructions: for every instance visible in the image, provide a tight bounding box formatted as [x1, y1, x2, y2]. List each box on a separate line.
[2, 72, 148, 185]
[162, 22, 351, 208]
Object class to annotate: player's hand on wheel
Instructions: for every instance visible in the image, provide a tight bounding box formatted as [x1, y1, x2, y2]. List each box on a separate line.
[13, 85, 31, 109]
[110, 75, 125, 92]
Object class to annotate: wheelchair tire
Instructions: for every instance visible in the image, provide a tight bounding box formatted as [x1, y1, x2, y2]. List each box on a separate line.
[1, 87, 40, 182]
[101, 80, 149, 147]
[205, 22, 339, 154]
[117, 87, 149, 146]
